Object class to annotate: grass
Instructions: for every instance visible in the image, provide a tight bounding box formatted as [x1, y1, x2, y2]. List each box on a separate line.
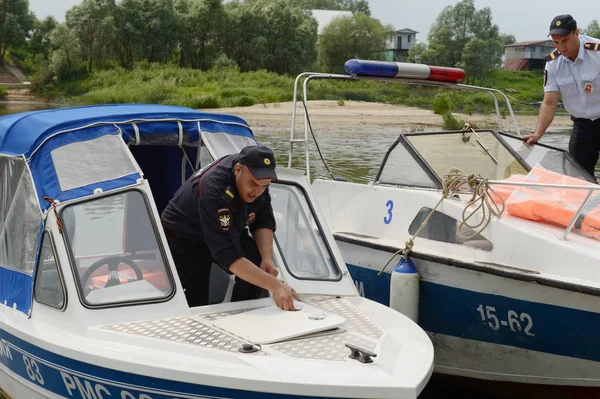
[34, 63, 550, 116]
[0, 86, 7, 99]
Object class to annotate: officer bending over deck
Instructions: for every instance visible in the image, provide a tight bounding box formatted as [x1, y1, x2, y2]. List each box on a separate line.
[523, 14, 600, 180]
[161, 145, 300, 311]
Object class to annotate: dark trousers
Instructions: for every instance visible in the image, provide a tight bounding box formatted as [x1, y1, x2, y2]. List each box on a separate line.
[166, 233, 267, 307]
[570, 117, 600, 180]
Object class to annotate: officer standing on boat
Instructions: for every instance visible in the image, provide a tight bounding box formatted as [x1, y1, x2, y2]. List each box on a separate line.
[161, 145, 300, 311]
[523, 14, 600, 180]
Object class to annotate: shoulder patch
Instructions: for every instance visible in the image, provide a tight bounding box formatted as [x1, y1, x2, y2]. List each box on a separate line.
[544, 49, 560, 62]
[217, 208, 232, 230]
[584, 42, 600, 51]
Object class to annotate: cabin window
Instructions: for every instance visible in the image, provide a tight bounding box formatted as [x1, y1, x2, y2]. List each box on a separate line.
[409, 207, 493, 251]
[200, 130, 256, 160]
[34, 231, 66, 309]
[0, 156, 40, 275]
[270, 183, 342, 281]
[61, 190, 175, 307]
[51, 133, 137, 192]
[377, 141, 438, 188]
[198, 143, 214, 168]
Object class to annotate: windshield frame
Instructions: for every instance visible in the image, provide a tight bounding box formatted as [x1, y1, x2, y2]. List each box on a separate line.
[270, 179, 343, 282]
[59, 186, 177, 309]
[375, 129, 534, 187]
[496, 131, 596, 182]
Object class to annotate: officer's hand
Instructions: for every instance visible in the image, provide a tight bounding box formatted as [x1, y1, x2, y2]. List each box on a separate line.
[261, 259, 279, 277]
[272, 281, 301, 311]
[523, 133, 542, 145]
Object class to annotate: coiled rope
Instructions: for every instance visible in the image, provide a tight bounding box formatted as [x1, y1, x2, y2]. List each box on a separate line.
[378, 168, 506, 275]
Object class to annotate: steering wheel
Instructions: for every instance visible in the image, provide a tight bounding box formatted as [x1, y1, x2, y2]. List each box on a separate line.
[81, 256, 143, 292]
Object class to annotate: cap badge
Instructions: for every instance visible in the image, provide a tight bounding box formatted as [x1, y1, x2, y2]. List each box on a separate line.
[264, 158, 271, 165]
[556, 21, 562, 26]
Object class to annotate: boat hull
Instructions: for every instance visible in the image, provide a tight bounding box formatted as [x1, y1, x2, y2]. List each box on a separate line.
[337, 238, 600, 386]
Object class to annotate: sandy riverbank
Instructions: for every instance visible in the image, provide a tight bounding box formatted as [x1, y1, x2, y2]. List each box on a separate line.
[206, 100, 574, 135]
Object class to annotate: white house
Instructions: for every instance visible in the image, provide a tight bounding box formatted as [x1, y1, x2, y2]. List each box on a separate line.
[385, 29, 418, 62]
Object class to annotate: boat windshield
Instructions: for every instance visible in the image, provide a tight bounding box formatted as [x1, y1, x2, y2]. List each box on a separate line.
[499, 133, 591, 181]
[270, 183, 341, 281]
[377, 130, 590, 187]
[61, 190, 174, 307]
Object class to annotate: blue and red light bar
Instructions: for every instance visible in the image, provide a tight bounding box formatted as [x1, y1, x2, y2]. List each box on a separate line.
[344, 59, 466, 83]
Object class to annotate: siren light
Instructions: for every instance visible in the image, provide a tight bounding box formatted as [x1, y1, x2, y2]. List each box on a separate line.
[344, 59, 466, 83]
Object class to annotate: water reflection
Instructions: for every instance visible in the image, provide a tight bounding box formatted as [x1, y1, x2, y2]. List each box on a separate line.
[0, 103, 51, 116]
[254, 130, 598, 183]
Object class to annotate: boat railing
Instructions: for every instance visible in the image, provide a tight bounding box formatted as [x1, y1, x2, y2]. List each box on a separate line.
[288, 69, 521, 181]
[486, 178, 600, 241]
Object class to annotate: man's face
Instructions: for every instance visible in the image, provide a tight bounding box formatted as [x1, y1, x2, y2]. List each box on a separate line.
[551, 30, 580, 60]
[234, 164, 271, 203]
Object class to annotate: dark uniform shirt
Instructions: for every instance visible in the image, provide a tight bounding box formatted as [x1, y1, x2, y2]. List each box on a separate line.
[161, 153, 276, 270]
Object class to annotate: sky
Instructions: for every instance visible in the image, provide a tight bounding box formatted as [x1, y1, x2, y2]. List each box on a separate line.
[29, 0, 599, 43]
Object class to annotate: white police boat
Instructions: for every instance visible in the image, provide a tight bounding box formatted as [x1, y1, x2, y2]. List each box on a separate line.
[289, 59, 600, 387]
[0, 105, 434, 399]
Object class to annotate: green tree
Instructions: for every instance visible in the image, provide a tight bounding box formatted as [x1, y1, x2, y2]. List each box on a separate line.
[459, 36, 503, 84]
[188, 0, 226, 70]
[225, 0, 317, 75]
[319, 13, 393, 73]
[113, 0, 145, 69]
[49, 23, 83, 81]
[408, 42, 436, 64]
[415, 0, 508, 82]
[223, 1, 267, 72]
[66, 0, 117, 72]
[499, 33, 516, 46]
[138, 0, 180, 63]
[27, 16, 57, 61]
[0, 0, 35, 65]
[343, 0, 370, 15]
[298, 0, 370, 14]
[583, 20, 600, 39]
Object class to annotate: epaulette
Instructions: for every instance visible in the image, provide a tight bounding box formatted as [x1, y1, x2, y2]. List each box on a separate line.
[545, 49, 560, 61]
[584, 42, 600, 51]
[222, 185, 235, 202]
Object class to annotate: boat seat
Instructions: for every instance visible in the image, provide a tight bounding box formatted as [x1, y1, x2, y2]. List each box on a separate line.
[208, 263, 235, 304]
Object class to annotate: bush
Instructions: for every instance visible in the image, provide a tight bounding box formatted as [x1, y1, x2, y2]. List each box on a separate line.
[432, 94, 453, 115]
[0, 86, 7, 99]
[229, 95, 256, 107]
[442, 112, 464, 130]
[337, 98, 345, 106]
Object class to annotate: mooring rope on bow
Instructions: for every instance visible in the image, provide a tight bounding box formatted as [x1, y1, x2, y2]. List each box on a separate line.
[378, 167, 506, 276]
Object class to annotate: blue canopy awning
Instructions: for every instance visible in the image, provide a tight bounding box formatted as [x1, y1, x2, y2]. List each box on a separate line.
[0, 104, 253, 157]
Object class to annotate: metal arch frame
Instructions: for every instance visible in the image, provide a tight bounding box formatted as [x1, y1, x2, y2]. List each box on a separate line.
[288, 71, 521, 176]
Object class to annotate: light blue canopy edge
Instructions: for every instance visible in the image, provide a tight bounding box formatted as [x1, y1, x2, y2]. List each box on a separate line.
[0, 104, 257, 212]
[0, 104, 254, 157]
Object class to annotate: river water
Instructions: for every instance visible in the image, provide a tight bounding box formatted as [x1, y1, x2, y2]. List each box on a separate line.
[0, 102, 592, 398]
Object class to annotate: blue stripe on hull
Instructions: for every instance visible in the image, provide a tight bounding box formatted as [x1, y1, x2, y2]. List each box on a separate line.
[347, 263, 600, 363]
[0, 327, 334, 399]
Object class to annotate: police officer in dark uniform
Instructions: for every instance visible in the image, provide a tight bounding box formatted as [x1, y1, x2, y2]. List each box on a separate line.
[161, 145, 300, 311]
[524, 14, 600, 180]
